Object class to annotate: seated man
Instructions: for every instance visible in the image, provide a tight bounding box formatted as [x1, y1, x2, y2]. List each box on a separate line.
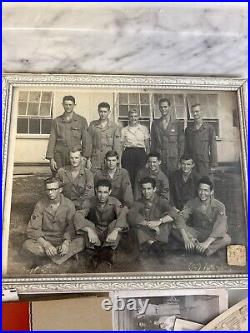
[22, 177, 84, 269]
[134, 152, 170, 202]
[56, 146, 94, 210]
[74, 179, 128, 268]
[128, 177, 189, 262]
[180, 176, 231, 256]
[94, 150, 134, 208]
[169, 153, 200, 210]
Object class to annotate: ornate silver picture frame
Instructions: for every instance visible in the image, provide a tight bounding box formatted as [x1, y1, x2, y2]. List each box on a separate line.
[2, 74, 248, 295]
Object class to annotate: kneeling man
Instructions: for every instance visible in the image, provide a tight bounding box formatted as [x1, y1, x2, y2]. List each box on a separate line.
[169, 153, 200, 210]
[134, 152, 170, 202]
[94, 150, 134, 208]
[22, 177, 84, 269]
[180, 176, 231, 256]
[74, 179, 128, 267]
[128, 177, 188, 261]
[56, 146, 94, 210]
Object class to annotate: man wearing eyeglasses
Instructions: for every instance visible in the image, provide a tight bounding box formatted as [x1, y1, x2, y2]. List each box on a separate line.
[22, 177, 84, 270]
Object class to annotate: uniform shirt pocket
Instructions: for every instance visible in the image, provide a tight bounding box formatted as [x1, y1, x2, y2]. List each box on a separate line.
[169, 132, 178, 143]
[71, 127, 81, 139]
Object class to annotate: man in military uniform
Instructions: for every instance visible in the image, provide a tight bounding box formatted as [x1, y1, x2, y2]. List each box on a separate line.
[46, 95, 92, 174]
[179, 176, 231, 256]
[185, 104, 217, 176]
[169, 153, 200, 210]
[74, 179, 128, 268]
[22, 178, 84, 269]
[151, 98, 184, 176]
[56, 146, 94, 210]
[94, 150, 134, 208]
[128, 177, 191, 263]
[134, 152, 170, 202]
[88, 102, 121, 173]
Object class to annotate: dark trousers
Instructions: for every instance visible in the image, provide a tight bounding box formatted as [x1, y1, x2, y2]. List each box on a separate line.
[194, 159, 210, 177]
[121, 148, 147, 190]
[160, 149, 179, 177]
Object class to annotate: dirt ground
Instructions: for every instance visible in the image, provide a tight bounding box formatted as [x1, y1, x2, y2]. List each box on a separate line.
[6, 167, 247, 276]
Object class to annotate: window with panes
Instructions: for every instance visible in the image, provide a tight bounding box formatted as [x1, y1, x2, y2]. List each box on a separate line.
[186, 94, 220, 138]
[117, 92, 186, 132]
[117, 92, 219, 138]
[117, 93, 151, 131]
[17, 91, 53, 135]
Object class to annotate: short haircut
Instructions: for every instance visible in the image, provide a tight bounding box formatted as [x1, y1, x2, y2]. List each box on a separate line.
[105, 150, 119, 160]
[159, 97, 171, 107]
[198, 176, 214, 191]
[180, 153, 194, 162]
[191, 103, 201, 109]
[128, 106, 139, 115]
[98, 102, 110, 111]
[63, 95, 76, 104]
[147, 152, 161, 161]
[44, 177, 63, 188]
[69, 146, 83, 155]
[140, 177, 156, 189]
[95, 179, 112, 190]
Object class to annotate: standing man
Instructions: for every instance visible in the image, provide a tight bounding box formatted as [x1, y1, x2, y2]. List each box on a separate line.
[179, 176, 231, 256]
[151, 98, 184, 176]
[169, 153, 200, 210]
[88, 102, 121, 173]
[46, 96, 92, 174]
[74, 179, 128, 268]
[121, 108, 150, 189]
[94, 150, 134, 208]
[128, 177, 191, 262]
[185, 103, 217, 176]
[56, 146, 94, 210]
[134, 152, 170, 202]
[22, 178, 84, 268]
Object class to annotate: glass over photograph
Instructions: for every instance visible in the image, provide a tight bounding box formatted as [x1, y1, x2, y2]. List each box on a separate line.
[2, 75, 247, 294]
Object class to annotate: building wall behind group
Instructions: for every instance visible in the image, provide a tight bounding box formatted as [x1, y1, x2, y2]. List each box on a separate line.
[217, 92, 241, 163]
[14, 91, 115, 169]
[13, 90, 242, 171]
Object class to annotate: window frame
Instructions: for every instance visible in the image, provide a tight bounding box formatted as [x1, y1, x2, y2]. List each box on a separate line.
[17, 90, 53, 136]
[115, 92, 221, 140]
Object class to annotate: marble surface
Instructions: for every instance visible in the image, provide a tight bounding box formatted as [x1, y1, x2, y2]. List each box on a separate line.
[2, 3, 248, 77]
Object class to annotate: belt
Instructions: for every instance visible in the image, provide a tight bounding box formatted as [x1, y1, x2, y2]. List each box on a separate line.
[56, 142, 68, 147]
[125, 147, 145, 150]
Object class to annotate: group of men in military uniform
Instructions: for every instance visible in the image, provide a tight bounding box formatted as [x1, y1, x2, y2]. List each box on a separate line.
[22, 95, 231, 271]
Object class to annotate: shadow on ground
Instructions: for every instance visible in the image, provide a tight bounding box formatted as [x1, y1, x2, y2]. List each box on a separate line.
[6, 169, 247, 276]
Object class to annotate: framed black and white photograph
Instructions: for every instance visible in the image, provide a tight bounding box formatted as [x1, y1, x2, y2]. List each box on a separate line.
[2, 74, 247, 294]
[111, 289, 228, 331]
